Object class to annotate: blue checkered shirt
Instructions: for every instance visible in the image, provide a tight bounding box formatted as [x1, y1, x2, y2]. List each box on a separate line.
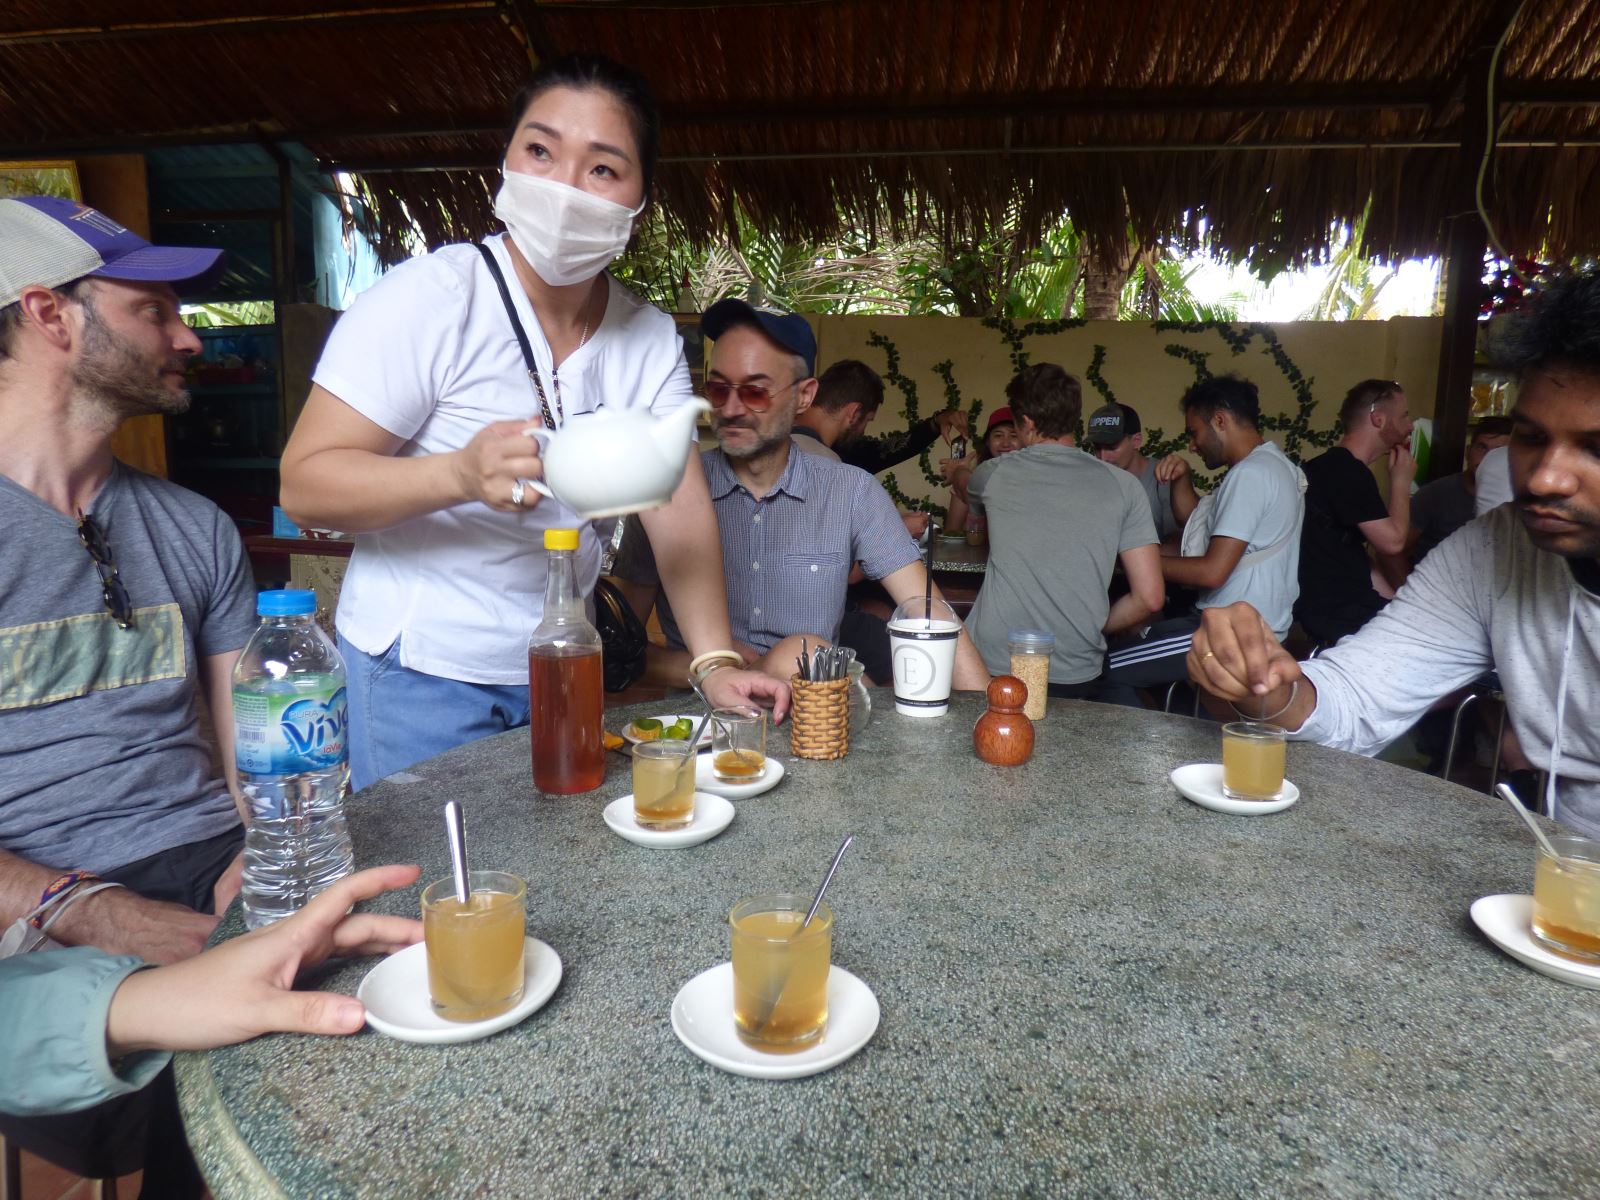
[613, 446, 921, 651]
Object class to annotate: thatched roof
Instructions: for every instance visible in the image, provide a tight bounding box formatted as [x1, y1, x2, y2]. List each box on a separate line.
[3, 1, 1598, 267]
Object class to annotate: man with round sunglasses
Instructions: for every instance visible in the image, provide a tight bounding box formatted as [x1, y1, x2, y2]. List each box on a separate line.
[613, 298, 989, 690]
[0, 196, 251, 1197]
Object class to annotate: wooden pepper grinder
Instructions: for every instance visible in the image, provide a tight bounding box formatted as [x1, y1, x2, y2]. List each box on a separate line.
[973, 675, 1034, 766]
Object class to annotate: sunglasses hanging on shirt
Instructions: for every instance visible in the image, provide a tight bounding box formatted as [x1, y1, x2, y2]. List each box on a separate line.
[76, 510, 134, 629]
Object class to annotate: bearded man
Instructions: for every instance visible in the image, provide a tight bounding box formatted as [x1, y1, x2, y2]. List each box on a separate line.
[611, 298, 989, 689]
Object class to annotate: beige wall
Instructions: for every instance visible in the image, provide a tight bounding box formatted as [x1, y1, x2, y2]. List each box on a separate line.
[810, 315, 1442, 505]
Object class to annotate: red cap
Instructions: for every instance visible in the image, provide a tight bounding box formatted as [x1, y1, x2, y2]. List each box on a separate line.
[983, 407, 1015, 440]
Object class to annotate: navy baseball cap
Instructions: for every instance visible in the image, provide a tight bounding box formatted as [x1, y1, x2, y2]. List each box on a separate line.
[700, 298, 817, 377]
[0, 195, 225, 308]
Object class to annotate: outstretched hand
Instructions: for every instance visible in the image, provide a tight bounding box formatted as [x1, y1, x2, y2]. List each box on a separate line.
[105, 864, 425, 1055]
[1188, 603, 1303, 704]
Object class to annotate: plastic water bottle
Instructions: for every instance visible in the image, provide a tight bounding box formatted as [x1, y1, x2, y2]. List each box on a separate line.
[233, 589, 354, 929]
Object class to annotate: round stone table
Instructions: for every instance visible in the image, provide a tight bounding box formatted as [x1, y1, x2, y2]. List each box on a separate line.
[178, 697, 1600, 1198]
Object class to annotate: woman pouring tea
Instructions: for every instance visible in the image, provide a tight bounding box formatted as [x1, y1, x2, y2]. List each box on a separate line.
[281, 55, 786, 789]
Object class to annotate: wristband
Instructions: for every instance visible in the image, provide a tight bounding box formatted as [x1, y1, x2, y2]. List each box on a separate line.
[1231, 679, 1299, 725]
[688, 650, 743, 682]
[32, 871, 101, 926]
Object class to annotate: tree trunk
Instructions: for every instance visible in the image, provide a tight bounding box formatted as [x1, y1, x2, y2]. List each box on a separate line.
[1082, 247, 1134, 319]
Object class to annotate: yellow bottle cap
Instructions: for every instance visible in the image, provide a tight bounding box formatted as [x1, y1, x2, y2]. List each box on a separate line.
[544, 528, 580, 551]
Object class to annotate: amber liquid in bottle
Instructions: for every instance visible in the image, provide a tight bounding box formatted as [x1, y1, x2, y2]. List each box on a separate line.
[529, 644, 604, 793]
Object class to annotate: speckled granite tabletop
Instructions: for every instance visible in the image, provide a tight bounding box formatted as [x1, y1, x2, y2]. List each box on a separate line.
[178, 697, 1600, 1198]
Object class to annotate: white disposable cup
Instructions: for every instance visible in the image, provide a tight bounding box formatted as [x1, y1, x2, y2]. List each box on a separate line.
[888, 596, 960, 717]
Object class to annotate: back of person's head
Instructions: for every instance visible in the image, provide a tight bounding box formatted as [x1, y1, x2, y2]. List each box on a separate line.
[504, 55, 661, 195]
[1337, 379, 1404, 433]
[1472, 415, 1514, 442]
[1489, 270, 1600, 381]
[1179, 374, 1260, 429]
[812, 359, 884, 416]
[1006, 363, 1082, 439]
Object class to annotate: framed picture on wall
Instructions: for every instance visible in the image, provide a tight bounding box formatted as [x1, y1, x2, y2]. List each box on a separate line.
[0, 159, 82, 201]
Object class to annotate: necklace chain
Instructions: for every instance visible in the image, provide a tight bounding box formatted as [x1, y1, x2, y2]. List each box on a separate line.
[537, 281, 600, 430]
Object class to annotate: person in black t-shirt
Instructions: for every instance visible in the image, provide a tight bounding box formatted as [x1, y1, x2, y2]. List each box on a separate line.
[1294, 379, 1417, 645]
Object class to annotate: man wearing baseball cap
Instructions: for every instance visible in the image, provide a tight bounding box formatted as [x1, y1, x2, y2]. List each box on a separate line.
[613, 297, 989, 690]
[0, 196, 248, 1191]
[1087, 401, 1189, 541]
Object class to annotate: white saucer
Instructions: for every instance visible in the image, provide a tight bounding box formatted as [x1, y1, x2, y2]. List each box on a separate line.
[695, 754, 785, 799]
[357, 937, 562, 1044]
[1170, 763, 1299, 815]
[603, 792, 734, 847]
[621, 713, 713, 749]
[670, 961, 879, 1079]
[1470, 894, 1600, 990]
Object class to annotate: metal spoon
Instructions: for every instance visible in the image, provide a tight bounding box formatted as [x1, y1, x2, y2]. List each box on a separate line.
[688, 676, 758, 769]
[1496, 783, 1569, 864]
[444, 799, 470, 905]
[753, 834, 854, 1035]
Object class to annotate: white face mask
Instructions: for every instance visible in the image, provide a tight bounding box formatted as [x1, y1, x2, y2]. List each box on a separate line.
[494, 166, 645, 287]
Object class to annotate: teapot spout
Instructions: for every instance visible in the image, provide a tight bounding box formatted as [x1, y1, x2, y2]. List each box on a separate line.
[657, 397, 712, 452]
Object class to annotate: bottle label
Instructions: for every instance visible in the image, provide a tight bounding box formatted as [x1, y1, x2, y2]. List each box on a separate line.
[235, 685, 349, 775]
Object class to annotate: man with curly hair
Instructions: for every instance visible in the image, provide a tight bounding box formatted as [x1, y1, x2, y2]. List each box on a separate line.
[1190, 270, 1600, 832]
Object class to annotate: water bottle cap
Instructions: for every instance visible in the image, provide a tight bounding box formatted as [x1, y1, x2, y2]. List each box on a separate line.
[256, 588, 317, 617]
[544, 528, 580, 551]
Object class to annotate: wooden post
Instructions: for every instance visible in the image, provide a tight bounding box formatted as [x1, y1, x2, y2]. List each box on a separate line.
[1430, 2, 1520, 482]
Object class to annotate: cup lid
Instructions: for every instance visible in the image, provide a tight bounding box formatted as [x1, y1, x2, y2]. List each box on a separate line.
[1007, 629, 1056, 651]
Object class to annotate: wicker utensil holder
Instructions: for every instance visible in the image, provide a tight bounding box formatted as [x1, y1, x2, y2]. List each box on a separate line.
[789, 674, 850, 760]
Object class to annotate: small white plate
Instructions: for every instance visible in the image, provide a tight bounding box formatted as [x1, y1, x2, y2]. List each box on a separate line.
[603, 792, 734, 848]
[671, 961, 879, 1080]
[621, 714, 713, 749]
[1470, 893, 1600, 990]
[695, 754, 785, 799]
[358, 937, 562, 1044]
[1170, 763, 1300, 816]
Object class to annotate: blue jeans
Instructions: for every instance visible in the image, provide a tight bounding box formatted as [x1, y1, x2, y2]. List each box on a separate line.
[340, 635, 531, 791]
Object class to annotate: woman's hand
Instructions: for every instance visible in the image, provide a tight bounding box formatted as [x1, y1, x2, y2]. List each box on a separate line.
[105, 865, 425, 1055]
[449, 421, 549, 512]
[702, 665, 791, 723]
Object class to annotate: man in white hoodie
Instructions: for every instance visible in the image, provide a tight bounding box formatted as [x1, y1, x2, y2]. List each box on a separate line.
[1189, 270, 1600, 832]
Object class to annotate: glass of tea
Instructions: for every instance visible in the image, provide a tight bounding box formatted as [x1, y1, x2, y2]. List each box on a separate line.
[632, 739, 697, 829]
[421, 870, 527, 1022]
[712, 705, 767, 783]
[729, 892, 832, 1052]
[1220, 721, 1288, 800]
[1532, 834, 1600, 961]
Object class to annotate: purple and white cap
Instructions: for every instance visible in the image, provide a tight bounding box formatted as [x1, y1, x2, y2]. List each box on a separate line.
[0, 195, 225, 308]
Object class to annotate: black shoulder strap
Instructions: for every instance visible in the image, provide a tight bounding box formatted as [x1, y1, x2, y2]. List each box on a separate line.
[476, 241, 538, 376]
[476, 241, 560, 430]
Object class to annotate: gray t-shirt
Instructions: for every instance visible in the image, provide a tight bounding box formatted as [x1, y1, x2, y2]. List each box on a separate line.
[1410, 472, 1474, 563]
[1130, 454, 1181, 540]
[967, 443, 1157, 683]
[0, 463, 255, 874]
[1196, 441, 1305, 637]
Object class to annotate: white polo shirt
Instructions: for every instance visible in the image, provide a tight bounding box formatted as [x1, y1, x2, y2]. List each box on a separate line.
[312, 234, 694, 685]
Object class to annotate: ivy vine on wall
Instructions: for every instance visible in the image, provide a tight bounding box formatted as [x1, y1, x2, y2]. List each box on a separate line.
[868, 318, 1340, 518]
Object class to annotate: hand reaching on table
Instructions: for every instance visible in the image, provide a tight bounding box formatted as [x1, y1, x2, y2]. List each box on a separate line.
[1188, 603, 1306, 714]
[104, 864, 424, 1055]
[702, 665, 791, 723]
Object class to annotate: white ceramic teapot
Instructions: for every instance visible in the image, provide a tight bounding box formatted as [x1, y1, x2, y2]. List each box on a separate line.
[522, 398, 711, 519]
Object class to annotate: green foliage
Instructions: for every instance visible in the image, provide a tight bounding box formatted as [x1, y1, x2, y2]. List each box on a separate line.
[184, 301, 277, 328]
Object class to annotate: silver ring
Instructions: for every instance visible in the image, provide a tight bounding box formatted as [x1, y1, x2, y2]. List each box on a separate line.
[510, 478, 526, 507]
